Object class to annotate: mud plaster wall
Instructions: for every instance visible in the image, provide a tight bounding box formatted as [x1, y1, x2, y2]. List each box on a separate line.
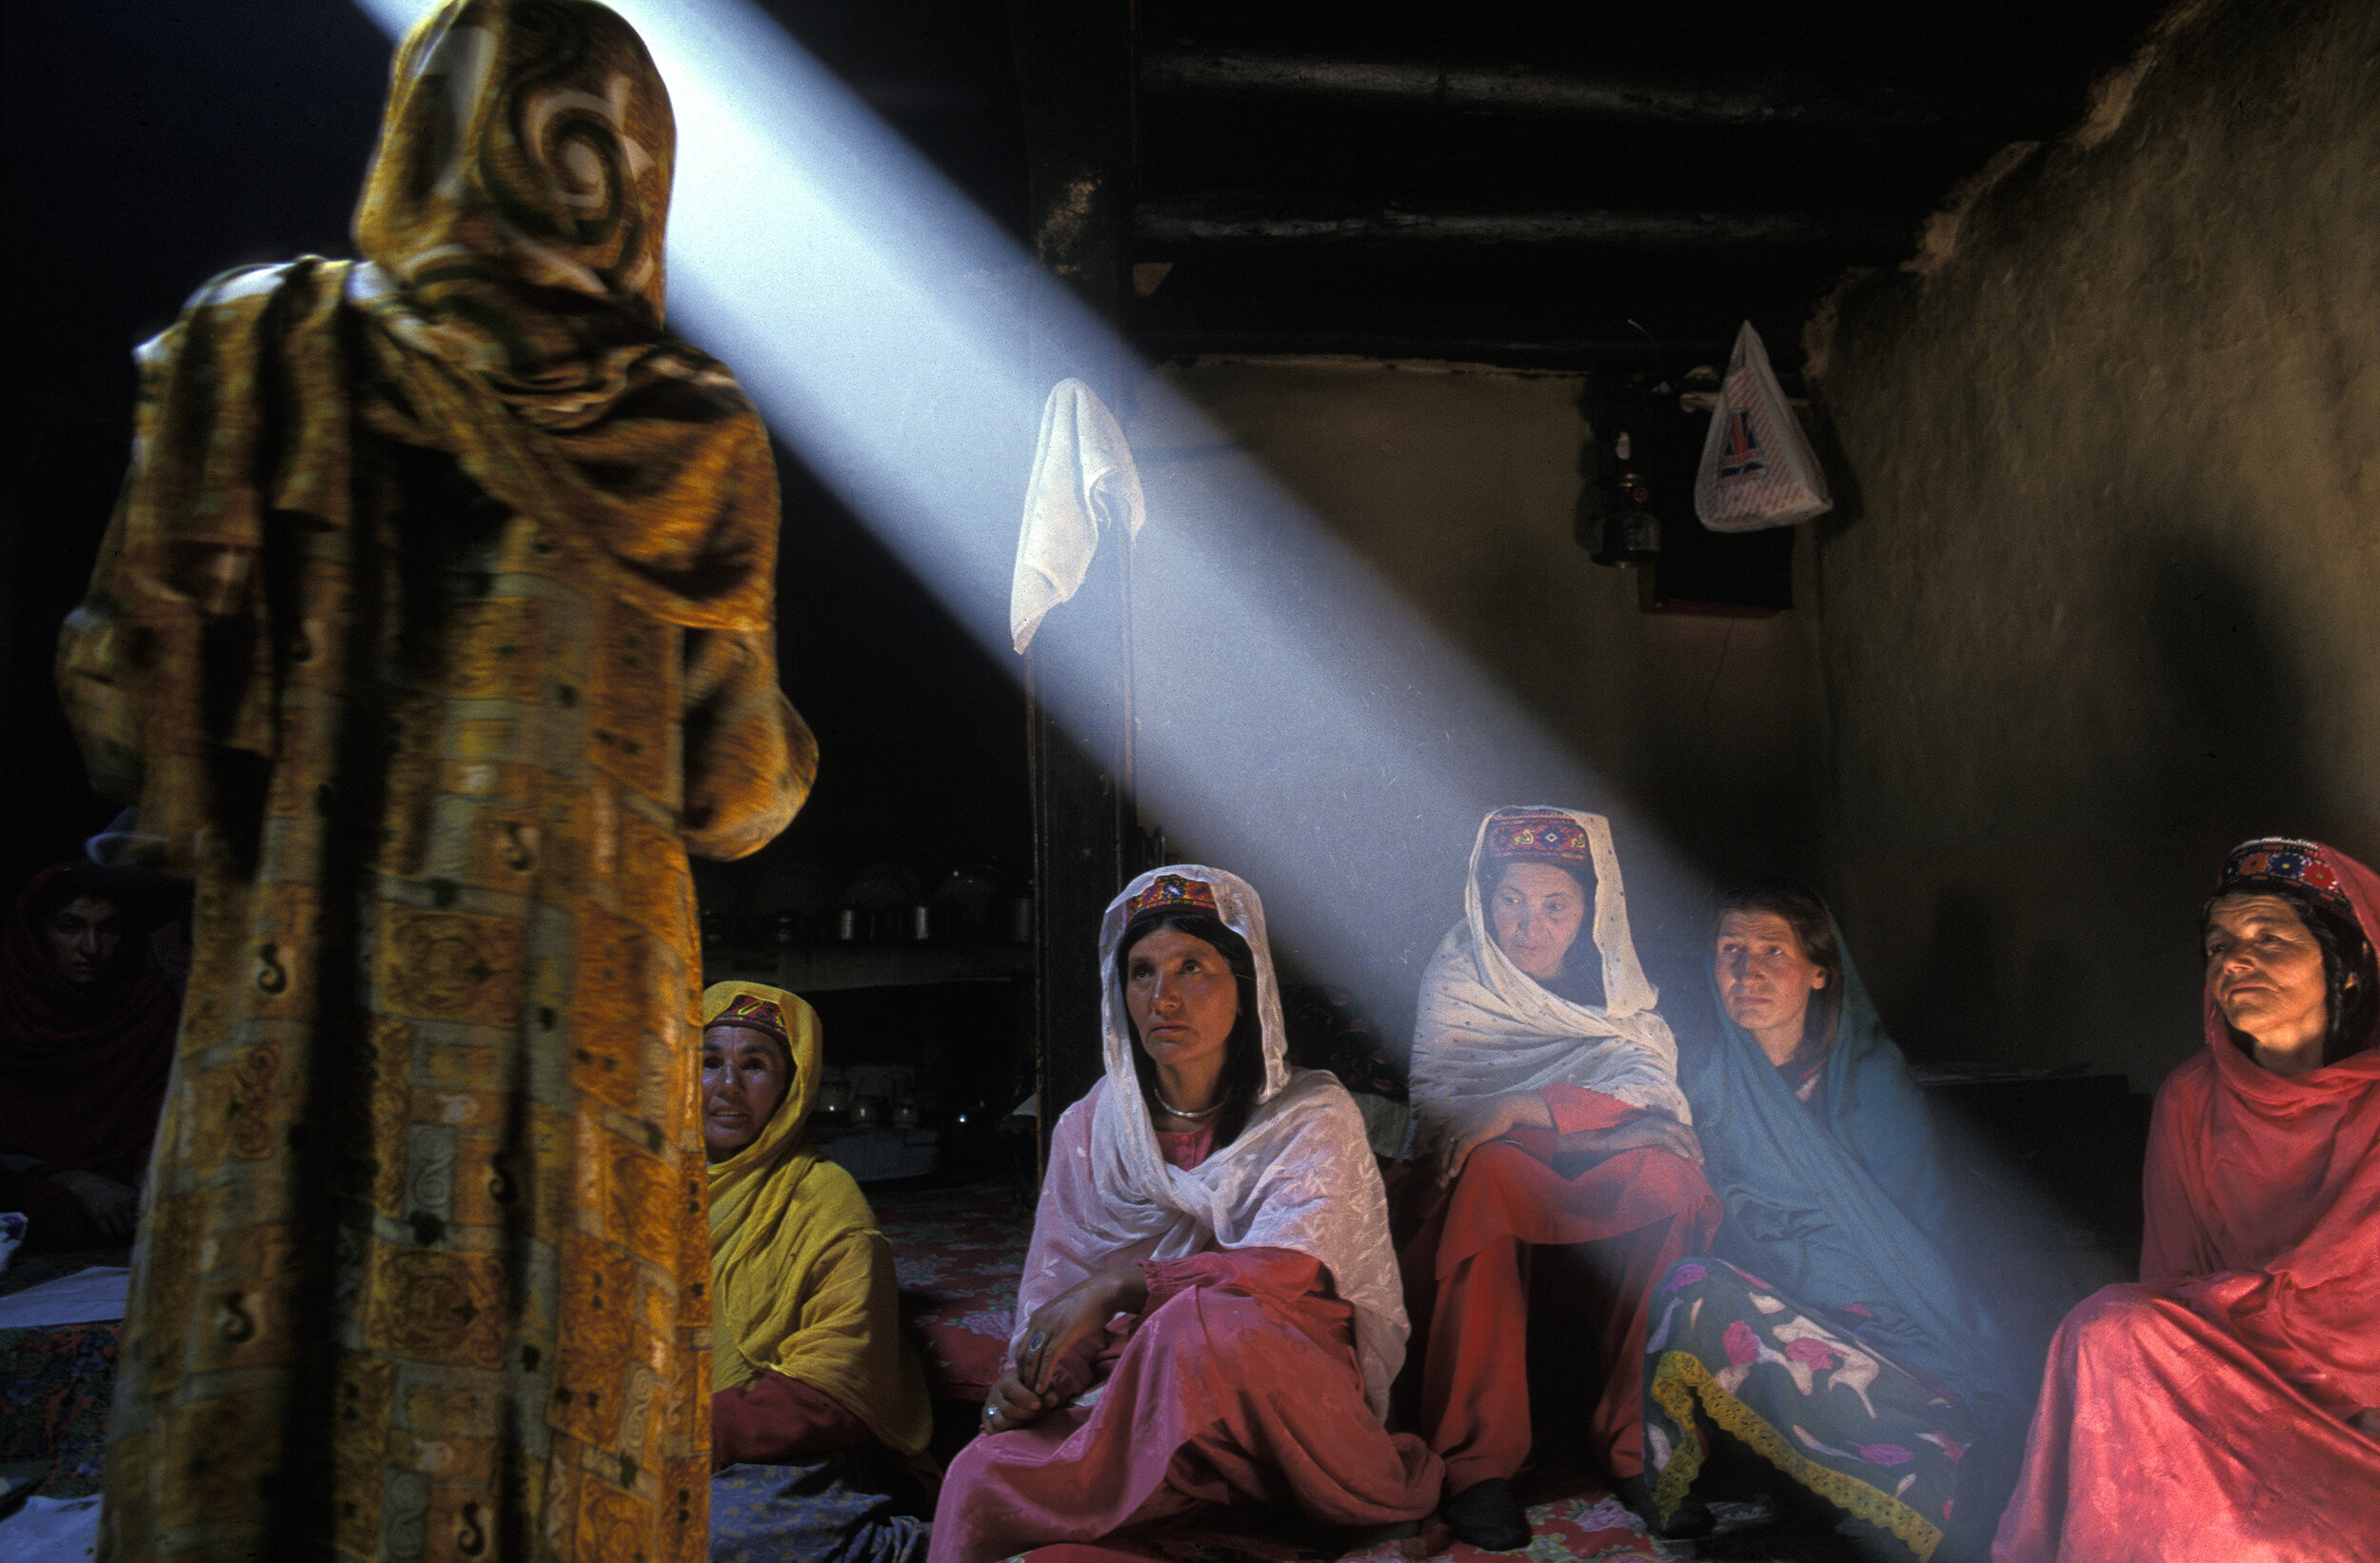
[1809, 0, 2380, 1090]
[1128, 359, 1826, 1043]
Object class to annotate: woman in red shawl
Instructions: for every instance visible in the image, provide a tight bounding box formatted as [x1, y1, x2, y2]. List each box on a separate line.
[0, 863, 180, 1250]
[1993, 838, 2380, 1561]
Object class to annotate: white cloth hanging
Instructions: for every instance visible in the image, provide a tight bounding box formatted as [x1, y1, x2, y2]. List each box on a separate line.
[1409, 807, 1694, 1132]
[1013, 865, 1410, 1416]
[1009, 378, 1144, 654]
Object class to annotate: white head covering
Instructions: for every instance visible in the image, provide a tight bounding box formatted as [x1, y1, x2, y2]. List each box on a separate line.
[1013, 864, 1409, 1415]
[1409, 807, 1693, 1130]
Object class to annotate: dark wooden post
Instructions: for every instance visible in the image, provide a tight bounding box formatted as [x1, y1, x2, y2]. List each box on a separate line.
[1009, 0, 1137, 1158]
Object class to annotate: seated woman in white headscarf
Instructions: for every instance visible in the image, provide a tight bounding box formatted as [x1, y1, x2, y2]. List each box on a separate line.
[703, 981, 936, 1563]
[927, 867, 1443, 1563]
[1402, 807, 1721, 1550]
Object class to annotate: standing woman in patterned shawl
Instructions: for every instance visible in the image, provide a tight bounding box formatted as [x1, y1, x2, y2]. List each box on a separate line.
[56, 4, 812, 1558]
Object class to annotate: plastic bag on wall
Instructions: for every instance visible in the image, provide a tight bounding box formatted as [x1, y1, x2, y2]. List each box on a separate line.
[1694, 321, 1832, 532]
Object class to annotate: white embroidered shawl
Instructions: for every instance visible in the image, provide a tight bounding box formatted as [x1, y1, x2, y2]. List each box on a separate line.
[1013, 865, 1408, 1415]
[1409, 808, 1693, 1133]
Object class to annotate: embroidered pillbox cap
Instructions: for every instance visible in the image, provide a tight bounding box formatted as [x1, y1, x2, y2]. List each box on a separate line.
[2217, 838, 2354, 922]
[708, 990, 789, 1041]
[1125, 873, 1220, 921]
[1482, 808, 1593, 869]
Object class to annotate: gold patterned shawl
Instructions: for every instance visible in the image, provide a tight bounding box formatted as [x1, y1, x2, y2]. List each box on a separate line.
[347, 0, 777, 615]
[702, 982, 933, 1459]
[58, 0, 779, 870]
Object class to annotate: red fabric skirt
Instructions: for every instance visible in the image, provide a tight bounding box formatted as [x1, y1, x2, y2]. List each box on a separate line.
[1992, 1281, 2380, 1562]
[927, 1271, 1439, 1563]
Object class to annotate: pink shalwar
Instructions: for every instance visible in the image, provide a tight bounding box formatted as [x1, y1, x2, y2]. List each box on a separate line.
[928, 1246, 1442, 1563]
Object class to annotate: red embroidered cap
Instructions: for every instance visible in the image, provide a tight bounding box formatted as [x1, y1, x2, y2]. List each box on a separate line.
[1483, 808, 1592, 868]
[1126, 873, 1220, 920]
[2218, 838, 2353, 921]
[710, 990, 789, 1041]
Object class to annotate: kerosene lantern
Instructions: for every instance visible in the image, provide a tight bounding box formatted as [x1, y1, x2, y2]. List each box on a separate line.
[1585, 425, 1661, 567]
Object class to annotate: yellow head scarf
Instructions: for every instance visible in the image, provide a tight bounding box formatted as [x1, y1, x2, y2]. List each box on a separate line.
[702, 982, 930, 1458]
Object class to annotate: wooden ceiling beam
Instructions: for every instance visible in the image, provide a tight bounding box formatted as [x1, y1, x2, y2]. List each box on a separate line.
[1141, 48, 1938, 127]
[1135, 198, 1911, 249]
[1133, 328, 1740, 370]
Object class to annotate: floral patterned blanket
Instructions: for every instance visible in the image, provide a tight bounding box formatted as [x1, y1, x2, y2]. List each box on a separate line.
[0, 1246, 129, 1500]
[1645, 1257, 1982, 1560]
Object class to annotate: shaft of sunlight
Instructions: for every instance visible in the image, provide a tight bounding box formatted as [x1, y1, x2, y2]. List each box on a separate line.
[354, 0, 1708, 1014]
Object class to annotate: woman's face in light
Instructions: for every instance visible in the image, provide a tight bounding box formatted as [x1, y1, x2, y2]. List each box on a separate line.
[702, 1023, 790, 1160]
[1715, 910, 1829, 1040]
[1490, 861, 1586, 981]
[1123, 926, 1240, 1076]
[2204, 894, 2330, 1048]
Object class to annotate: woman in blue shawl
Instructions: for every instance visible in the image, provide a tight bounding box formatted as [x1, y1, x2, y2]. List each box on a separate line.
[1640, 880, 2019, 1561]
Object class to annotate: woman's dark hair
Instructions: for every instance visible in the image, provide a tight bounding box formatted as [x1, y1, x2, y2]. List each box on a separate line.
[1714, 877, 1844, 1053]
[2204, 884, 2378, 1066]
[28, 863, 145, 927]
[1114, 910, 1265, 1147]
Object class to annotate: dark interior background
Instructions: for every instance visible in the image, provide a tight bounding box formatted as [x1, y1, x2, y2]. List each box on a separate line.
[1, 0, 1037, 906]
[1, 0, 2176, 901]
[4, 0, 2177, 1153]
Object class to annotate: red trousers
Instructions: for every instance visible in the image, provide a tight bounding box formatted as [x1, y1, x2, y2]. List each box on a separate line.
[711, 1370, 873, 1470]
[1404, 1092, 1719, 1491]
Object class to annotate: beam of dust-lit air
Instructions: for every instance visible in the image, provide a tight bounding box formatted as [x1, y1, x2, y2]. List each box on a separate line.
[349, 3, 2096, 1389]
[352, 0, 1710, 1016]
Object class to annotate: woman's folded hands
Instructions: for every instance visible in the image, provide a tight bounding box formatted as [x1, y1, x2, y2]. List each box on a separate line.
[981, 1263, 1151, 1432]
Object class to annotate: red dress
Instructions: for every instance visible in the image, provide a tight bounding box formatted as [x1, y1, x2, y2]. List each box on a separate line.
[1403, 1083, 1720, 1487]
[1993, 846, 2380, 1561]
[927, 1130, 1442, 1563]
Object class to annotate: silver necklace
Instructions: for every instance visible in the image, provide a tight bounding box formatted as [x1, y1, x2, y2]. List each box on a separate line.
[1153, 1087, 1222, 1120]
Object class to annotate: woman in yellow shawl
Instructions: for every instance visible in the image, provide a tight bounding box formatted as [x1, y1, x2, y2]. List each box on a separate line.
[58, 5, 810, 1559]
[703, 981, 933, 1563]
